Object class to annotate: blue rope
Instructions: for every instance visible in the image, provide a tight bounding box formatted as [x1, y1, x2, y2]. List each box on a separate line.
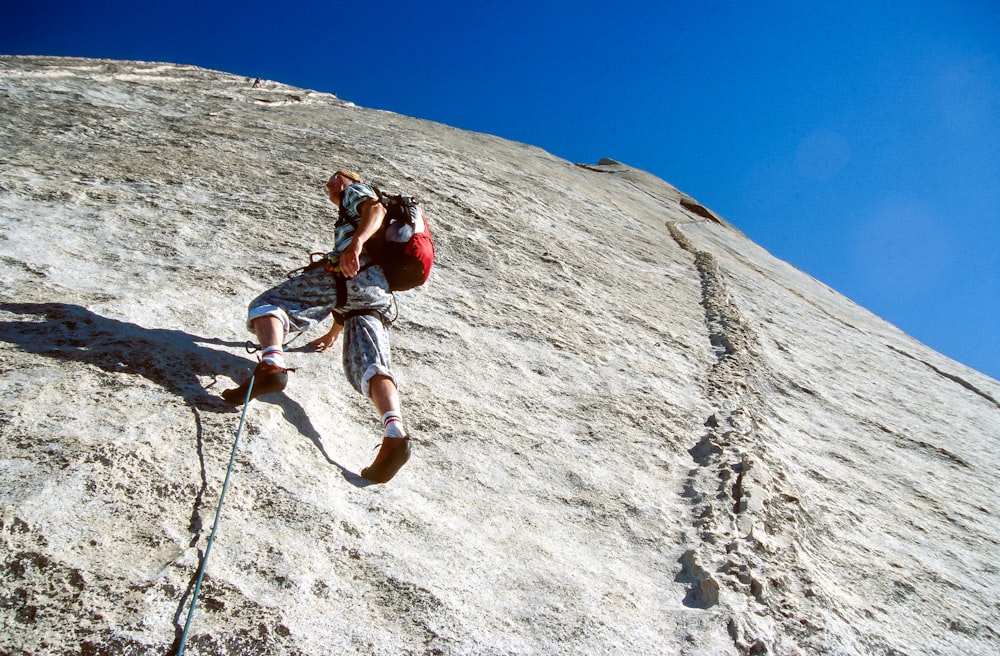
[177, 373, 255, 656]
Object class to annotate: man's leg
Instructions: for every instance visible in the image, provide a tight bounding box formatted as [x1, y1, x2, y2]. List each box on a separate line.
[221, 314, 289, 404]
[253, 315, 284, 350]
[361, 374, 411, 483]
[369, 374, 403, 431]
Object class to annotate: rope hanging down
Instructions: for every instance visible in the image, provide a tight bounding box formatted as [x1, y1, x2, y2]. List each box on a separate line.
[176, 373, 256, 656]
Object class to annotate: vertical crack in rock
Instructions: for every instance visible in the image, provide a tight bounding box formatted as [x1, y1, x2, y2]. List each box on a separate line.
[668, 221, 812, 654]
[677, 549, 721, 609]
[188, 406, 208, 544]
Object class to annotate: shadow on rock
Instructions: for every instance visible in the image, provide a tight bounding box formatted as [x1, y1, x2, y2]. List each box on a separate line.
[269, 393, 366, 484]
[0, 302, 249, 411]
[0, 302, 365, 480]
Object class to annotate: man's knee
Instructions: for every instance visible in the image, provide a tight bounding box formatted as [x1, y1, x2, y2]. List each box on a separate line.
[247, 305, 290, 333]
[370, 373, 395, 388]
[363, 370, 398, 400]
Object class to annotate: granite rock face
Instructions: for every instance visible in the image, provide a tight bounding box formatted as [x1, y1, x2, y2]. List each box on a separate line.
[1, 56, 998, 655]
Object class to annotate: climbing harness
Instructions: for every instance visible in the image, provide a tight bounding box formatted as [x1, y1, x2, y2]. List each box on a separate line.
[286, 251, 333, 279]
[177, 372, 256, 656]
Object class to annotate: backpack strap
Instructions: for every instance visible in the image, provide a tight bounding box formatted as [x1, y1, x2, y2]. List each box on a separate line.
[337, 199, 356, 228]
[339, 184, 390, 228]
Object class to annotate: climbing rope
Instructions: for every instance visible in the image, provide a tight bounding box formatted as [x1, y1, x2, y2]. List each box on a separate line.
[177, 373, 256, 656]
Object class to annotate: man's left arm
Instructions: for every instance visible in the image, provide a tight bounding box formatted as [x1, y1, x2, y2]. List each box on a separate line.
[338, 198, 386, 277]
[307, 319, 343, 353]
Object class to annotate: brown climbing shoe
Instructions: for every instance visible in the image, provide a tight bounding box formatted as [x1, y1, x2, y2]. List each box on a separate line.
[361, 436, 411, 484]
[221, 361, 288, 404]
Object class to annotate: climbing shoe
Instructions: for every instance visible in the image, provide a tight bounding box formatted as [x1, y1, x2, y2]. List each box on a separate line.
[361, 436, 411, 484]
[221, 361, 288, 404]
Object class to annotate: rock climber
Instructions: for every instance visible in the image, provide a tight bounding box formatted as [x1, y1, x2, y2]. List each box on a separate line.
[221, 169, 411, 484]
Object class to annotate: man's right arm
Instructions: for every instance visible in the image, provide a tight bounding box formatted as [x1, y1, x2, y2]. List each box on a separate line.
[338, 198, 386, 277]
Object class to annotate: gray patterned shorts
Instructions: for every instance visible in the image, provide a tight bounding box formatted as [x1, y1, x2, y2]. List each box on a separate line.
[246, 263, 396, 397]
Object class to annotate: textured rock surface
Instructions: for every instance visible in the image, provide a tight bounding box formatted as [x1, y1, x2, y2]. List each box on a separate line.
[1, 56, 998, 655]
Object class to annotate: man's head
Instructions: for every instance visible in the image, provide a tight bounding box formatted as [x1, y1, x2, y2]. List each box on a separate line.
[325, 169, 362, 203]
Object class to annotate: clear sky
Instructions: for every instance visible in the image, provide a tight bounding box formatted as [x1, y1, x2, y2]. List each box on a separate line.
[4, 1, 999, 380]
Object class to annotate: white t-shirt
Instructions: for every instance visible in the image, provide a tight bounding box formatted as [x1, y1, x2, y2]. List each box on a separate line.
[332, 183, 379, 256]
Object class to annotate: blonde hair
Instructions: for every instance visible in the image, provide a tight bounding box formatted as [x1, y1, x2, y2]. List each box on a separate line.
[335, 169, 362, 182]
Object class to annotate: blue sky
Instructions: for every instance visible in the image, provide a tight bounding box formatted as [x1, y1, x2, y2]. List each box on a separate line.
[4, 1, 999, 380]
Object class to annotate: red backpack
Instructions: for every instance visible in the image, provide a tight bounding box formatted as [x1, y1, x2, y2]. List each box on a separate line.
[367, 191, 435, 291]
[330, 188, 434, 292]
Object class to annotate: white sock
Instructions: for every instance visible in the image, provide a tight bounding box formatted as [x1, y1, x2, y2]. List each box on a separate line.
[261, 345, 286, 369]
[382, 411, 406, 438]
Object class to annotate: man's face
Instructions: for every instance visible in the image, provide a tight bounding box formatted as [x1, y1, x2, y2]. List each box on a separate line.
[325, 173, 350, 203]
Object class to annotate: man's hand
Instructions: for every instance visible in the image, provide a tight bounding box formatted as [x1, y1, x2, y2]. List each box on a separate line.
[307, 322, 343, 352]
[338, 243, 363, 278]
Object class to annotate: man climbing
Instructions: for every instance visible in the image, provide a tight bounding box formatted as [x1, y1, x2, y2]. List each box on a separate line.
[221, 169, 411, 484]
